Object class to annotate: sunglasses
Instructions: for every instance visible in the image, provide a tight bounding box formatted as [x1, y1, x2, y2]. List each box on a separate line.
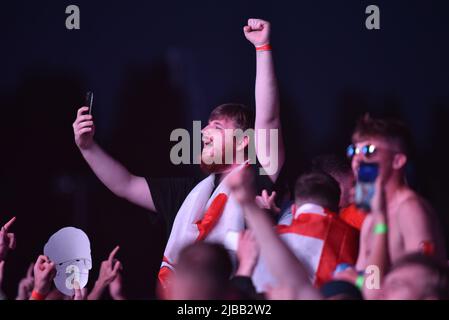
[346, 144, 377, 158]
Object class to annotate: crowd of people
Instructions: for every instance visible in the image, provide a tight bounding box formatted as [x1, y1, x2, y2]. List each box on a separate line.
[1, 18, 448, 300]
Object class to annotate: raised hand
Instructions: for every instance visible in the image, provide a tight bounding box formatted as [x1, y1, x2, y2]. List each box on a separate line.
[255, 190, 281, 214]
[98, 246, 122, 286]
[32, 255, 56, 297]
[0, 217, 16, 261]
[236, 230, 260, 277]
[109, 273, 125, 300]
[243, 18, 271, 47]
[88, 246, 122, 300]
[73, 107, 95, 150]
[73, 281, 88, 300]
[16, 263, 34, 300]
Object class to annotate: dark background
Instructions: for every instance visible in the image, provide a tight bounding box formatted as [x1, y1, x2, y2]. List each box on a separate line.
[0, 0, 448, 299]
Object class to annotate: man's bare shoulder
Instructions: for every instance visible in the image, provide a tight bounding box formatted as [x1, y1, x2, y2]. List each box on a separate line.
[395, 188, 434, 220]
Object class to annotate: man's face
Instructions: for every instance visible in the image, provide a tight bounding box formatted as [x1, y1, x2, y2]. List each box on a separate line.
[350, 137, 396, 183]
[201, 117, 240, 172]
[378, 265, 436, 300]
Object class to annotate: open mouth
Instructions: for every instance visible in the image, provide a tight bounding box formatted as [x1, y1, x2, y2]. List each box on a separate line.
[202, 137, 213, 149]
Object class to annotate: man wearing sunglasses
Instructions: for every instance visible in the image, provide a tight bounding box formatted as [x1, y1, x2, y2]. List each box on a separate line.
[348, 114, 446, 271]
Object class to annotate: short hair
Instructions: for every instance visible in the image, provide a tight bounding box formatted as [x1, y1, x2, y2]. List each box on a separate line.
[209, 103, 254, 131]
[311, 154, 352, 178]
[390, 253, 449, 300]
[352, 114, 412, 156]
[177, 242, 233, 284]
[294, 172, 341, 213]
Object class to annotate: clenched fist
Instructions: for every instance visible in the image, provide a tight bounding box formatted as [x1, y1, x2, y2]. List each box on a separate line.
[73, 106, 95, 150]
[243, 18, 271, 47]
[33, 255, 56, 296]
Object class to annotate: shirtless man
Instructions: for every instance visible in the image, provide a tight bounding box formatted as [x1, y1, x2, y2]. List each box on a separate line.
[352, 115, 446, 270]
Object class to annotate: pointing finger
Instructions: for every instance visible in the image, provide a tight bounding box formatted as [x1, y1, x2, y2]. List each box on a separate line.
[3, 217, 16, 231]
[262, 189, 268, 199]
[108, 246, 120, 264]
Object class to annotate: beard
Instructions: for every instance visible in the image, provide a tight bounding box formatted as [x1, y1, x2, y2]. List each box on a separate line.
[199, 144, 233, 174]
[200, 161, 230, 174]
[199, 135, 250, 174]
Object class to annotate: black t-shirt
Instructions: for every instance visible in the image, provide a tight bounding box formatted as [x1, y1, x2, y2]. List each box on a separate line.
[146, 164, 283, 238]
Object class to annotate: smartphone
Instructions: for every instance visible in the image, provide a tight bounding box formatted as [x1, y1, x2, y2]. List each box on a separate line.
[85, 91, 94, 115]
[355, 162, 379, 211]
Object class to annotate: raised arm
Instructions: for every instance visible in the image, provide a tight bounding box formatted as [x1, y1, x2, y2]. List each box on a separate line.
[30, 255, 56, 300]
[228, 169, 321, 300]
[73, 107, 155, 212]
[244, 19, 285, 182]
[362, 180, 389, 299]
[88, 246, 122, 300]
[0, 260, 5, 300]
[0, 217, 16, 261]
[355, 215, 372, 271]
[243, 202, 321, 299]
[341, 180, 389, 298]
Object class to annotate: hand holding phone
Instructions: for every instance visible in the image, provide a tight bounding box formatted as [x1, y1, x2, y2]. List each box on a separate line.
[355, 162, 379, 211]
[85, 91, 94, 115]
[73, 92, 95, 150]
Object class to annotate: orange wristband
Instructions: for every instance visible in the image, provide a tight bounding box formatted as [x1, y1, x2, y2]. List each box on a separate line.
[31, 290, 46, 300]
[256, 44, 272, 52]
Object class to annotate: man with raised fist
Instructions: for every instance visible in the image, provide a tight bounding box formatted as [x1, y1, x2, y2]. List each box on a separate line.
[72, 19, 285, 290]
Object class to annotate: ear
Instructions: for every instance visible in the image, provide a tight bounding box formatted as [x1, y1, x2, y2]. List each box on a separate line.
[235, 135, 249, 152]
[392, 153, 407, 170]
